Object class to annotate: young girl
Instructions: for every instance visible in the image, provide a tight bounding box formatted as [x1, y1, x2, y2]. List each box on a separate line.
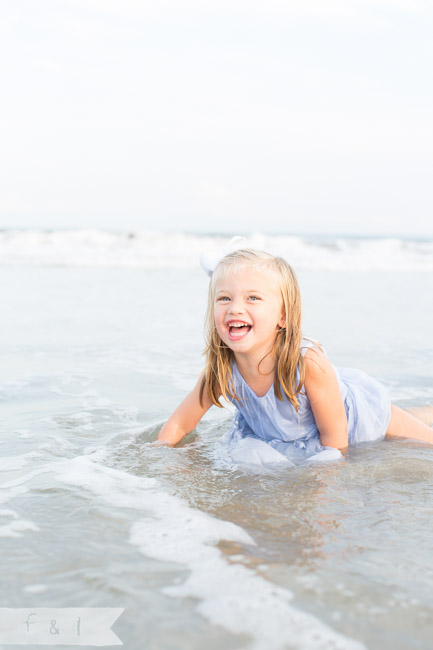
[158, 248, 433, 466]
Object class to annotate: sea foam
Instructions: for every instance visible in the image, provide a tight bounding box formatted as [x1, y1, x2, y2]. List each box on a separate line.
[55, 454, 365, 650]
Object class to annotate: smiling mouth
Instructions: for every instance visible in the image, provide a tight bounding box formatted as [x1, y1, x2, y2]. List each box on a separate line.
[226, 322, 252, 340]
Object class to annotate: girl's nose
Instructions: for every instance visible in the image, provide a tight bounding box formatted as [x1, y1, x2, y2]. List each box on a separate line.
[228, 299, 244, 314]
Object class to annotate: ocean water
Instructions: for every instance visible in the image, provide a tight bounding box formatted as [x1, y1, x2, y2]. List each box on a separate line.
[1, 231, 433, 650]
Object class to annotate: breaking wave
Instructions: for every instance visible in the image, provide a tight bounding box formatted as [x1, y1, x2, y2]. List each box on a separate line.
[1, 229, 432, 271]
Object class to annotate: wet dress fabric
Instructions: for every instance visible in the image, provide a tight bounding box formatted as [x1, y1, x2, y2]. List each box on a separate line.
[217, 338, 391, 467]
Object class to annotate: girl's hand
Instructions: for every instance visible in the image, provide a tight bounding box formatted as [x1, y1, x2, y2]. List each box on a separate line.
[157, 372, 215, 446]
[304, 348, 348, 451]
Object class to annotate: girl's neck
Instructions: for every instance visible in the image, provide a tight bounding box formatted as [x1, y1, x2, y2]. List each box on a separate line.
[233, 351, 276, 398]
[233, 349, 276, 381]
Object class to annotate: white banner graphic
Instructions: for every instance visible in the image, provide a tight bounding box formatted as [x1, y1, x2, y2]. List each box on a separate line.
[0, 608, 124, 646]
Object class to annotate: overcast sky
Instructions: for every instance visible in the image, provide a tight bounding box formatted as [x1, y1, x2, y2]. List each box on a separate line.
[1, 0, 432, 236]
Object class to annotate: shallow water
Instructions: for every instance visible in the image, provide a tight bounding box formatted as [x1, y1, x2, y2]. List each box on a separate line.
[1, 248, 433, 649]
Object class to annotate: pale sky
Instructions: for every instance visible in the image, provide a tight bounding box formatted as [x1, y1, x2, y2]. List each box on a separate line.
[1, 0, 432, 236]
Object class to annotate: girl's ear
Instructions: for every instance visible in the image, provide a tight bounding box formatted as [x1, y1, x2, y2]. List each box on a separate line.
[278, 312, 286, 328]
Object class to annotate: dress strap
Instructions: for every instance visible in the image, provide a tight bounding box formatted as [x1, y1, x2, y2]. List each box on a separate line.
[300, 336, 324, 356]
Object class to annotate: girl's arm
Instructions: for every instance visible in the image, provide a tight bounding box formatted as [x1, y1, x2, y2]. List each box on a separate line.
[157, 372, 215, 446]
[303, 348, 348, 450]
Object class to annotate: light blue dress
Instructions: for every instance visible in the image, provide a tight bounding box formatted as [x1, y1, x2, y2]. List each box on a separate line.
[217, 338, 392, 467]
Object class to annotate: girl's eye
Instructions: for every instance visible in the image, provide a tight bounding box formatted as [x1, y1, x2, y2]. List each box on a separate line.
[216, 296, 230, 302]
[248, 295, 260, 301]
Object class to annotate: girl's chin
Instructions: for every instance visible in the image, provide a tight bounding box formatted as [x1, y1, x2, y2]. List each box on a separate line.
[226, 339, 253, 353]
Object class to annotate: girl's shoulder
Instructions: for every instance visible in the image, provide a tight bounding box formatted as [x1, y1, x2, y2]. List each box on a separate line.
[301, 338, 337, 385]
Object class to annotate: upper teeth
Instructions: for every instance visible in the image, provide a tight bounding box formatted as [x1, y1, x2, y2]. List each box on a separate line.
[230, 323, 247, 327]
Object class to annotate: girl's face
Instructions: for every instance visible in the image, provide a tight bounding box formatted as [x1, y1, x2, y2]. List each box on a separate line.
[213, 265, 285, 358]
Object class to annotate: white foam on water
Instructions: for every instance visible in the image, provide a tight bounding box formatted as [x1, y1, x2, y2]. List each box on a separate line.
[131, 520, 363, 650]
[0, 486, 29, 505]
[23, 584, 48, 594]
[0, 465, 58, 502]
[0, 462, 63, 522]
[0, 452, 42, 472]
[1, 229, 432, 272]
[0, 508, 17, 517]
[54, 454, 365, 650]
[16, 430, 35, 439]
[0, 518, 40, 538]
[0, 508, 40, 538]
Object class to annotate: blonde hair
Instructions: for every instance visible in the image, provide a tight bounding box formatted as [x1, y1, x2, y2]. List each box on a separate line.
[200, 248, 305, 410]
